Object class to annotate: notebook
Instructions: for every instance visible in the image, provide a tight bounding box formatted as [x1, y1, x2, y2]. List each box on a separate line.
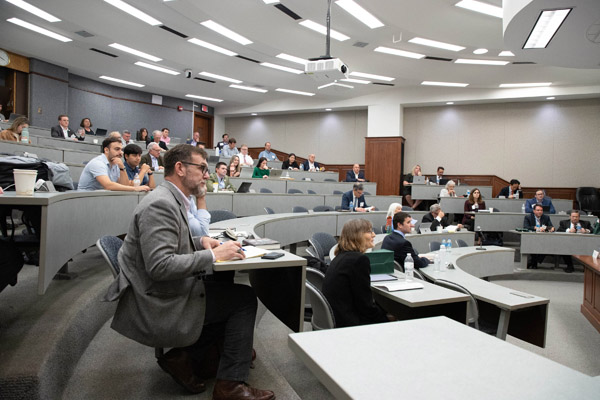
[374, 281, 424, 292]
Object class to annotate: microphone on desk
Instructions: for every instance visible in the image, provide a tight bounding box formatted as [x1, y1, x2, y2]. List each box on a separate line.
[476, 226, 486, 251]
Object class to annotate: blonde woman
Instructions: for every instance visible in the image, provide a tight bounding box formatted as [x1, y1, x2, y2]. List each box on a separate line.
[402, 164, 423, 210]
[228, 155, 241, 177]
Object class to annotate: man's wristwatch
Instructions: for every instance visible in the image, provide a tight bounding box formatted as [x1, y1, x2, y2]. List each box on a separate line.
[147, 172, 153, 176]
[119, 168, 125, 171]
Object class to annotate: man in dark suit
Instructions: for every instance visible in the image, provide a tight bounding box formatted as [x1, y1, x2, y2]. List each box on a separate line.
[341, 183, 369, 212]
[140, 142, 165, 171]
[430, 166, 445, 185]
[523, 203, 555, 269]
[50, 114, 83, 141]
[301, 153, 321, 171]
[497, 179, 521, 199]
[422, 204, 463, 231]
[345, 164, 366, 182]
[382, 212, 431, 269]
[104, 145, 274, 400]
[557, 209, 593, 272]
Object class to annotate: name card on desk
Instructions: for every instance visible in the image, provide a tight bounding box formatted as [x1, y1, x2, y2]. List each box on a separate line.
[593, 250, 599, 260]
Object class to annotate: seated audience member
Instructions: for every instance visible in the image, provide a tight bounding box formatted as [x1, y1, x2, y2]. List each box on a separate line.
[109, 131, 122, 140]
[382, 212, 432, 269]
[322, 219, 394, 328]
[557, 210, 592, 272]
[592, 217, 600, 235]
[137, 127, 150, 146]
[282, 153, 300, 170]
[402, 164, 423, 210]
[152, 130, 168, 151]
[384, 202, 402, 232]
[221, 138, 239, 158]
[431, 166, 445, 185]
[422, 204, 462, 231]
[207, 162, 237, 192]
[462, 188, 486, 231]
[228, 155, 241, 177]
[258, 142, 278, 161]
[523, 203, 555, 269]
[79, 117, 95, 136]
[439, 180, 457, 197]
[525, 189, 556, 214]
[123, 144, 156, 189]
[50, 114, 84, 141]
[238, 144, 253, 167]
[187, 131, 201, 146]
[252, 157, 270, 179]
[497, 179, 521, 199]
[78, 137, 150, 192]
[341, 183, 369, 212]
[121, 129, 134, 146]
[104, 144, 274, 400]
[301, 154, 321, 171]
[0, 104, 5, 121]
[345, 164, 366, 182]
[160, 128, 171, 146]
[141, 142, 165, 171]
[216, 133, 229, 151]
[188, 192, 211, 238]
[0, 116, 29, 142]
[196, 142, 206, 149]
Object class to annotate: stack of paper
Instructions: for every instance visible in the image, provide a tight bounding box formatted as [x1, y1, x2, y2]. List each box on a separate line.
[374, 281, 424, 292]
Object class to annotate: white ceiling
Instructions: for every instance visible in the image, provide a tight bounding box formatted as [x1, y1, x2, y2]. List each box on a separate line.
[0, 0, 598, 115]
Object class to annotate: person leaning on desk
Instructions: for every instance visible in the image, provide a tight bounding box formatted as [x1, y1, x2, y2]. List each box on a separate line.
[341, 183, 370, 212]
[322, 219, 395, 328]
[252, 157, 270, 179]
[462, 188, 486, 231]
[525, 189, 556, 214]
[497, 179, 521, 199]
[557, 209, 593, 273]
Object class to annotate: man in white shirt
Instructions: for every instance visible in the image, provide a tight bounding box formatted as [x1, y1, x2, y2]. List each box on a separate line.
[238, 144, 253, 167]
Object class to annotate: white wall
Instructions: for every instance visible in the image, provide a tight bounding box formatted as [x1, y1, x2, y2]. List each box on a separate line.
[403, 98, 600, 187]
[224, 110, 368, 164]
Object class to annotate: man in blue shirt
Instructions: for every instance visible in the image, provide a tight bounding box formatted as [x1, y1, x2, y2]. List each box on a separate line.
[525, 189, 556, 214]
[123, 144, 156, 189]
[258, 142, 278, 161]
[78, 137, 150, 192]
[221, 138, 239, 158]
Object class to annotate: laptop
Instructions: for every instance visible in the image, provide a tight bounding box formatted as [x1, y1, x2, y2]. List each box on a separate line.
[542, 205, 551, 213]
[269, 169, 283, 179]
[439, 178, 449, 186]
[8, 113, 22, 122]
[95, 128, 107, 136]
[240, 167, 253, 178]
[413, 176, 425, 184]
[237, 182, 252, 193]
[419, 222, 432, 234]
[208, 155, 221, 163]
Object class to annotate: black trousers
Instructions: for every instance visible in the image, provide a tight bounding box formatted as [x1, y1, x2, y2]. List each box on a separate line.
[185, 282, 257, 381]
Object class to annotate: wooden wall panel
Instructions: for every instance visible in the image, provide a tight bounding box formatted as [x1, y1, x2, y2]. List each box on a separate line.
[365, 137, 404, 195]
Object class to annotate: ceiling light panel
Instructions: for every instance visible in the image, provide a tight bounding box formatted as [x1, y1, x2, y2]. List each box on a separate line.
[340, 78, 370, 84]
[523, 9, 571, 49]
[200, 20, 252, 45]
[185, 94, 224, 102]
[229, 84, 268, 93]
[299, 20, 350, 41]
[7, 18, 71, 42]
[349, 71, 394, 81]
[498, 51, 515, 56]
[6, 0, 60, 22]
[99, 75, 144, 87]
[408, 37, 465, 52]
[374, 46, 425, 59]
[421, 81, 469, 87]
[263, 0, 280, 4]
[499, 82, 552, 88]
[455, 58, 509, 65]
[275, 88, 315, 96]
[260, 62, 304, 74]
[134, 61, 180, 75]
[473, 48, 488, 54]
[109, 43, 161, 62]
[455, 0, 502, 18]
[103, 0, 162, 25]
[188, 38, 237, 56]
[335, 0, 384, 29]
[199, 71, 242, 83]
[276, 53, 308, 65]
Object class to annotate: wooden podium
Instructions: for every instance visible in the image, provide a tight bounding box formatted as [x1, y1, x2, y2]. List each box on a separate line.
[574, 255, 600, 333]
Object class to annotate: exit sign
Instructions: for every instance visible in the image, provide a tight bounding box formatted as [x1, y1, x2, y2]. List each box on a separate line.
[201, 105, 208, 112]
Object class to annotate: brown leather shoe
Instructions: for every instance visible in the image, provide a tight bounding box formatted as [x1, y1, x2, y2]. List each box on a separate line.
[157, 348, 206, 394]
[213, 379, 275, 400]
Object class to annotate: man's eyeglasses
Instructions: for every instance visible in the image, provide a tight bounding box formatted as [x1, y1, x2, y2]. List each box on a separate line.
[181, 161, 209, 174]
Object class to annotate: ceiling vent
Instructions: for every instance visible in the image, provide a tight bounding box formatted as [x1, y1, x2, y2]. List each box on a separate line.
[512, 61, 536, 64]
[274, 4, 302, 20]
[236, 55, 261, 63]
[425, 56, 453, 62]
[353, 41, 369, 48]
[75, 30, 94, 38]
[89, 48, 118, 58]
[194, 77, 216, 83]
[159, 25, 188, 38]
[372, 82, 394, 86]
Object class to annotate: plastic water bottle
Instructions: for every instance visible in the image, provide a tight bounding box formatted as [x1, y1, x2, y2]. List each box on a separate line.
[447, 239, 452, 254]
[405, 254, 414, 282]
[514, 192, 519, 199]
[215, 147, 220, 156]
[441, 239, 447, 251]
[439, 245, 447, 271]
[521, 204, 525, 213]
[434, 253, 441, 272]
[21, 127, 30, 143]
[133, 173, 140, 187]
[466, 189, 470, 197]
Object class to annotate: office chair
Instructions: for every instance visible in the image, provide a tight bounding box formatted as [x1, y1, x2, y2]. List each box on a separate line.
[364, 191, 371, 196]
[576, 187, 600, 215]
[259, 188, 272, 193]
[305, 281, 335, 330]
[333, 190, 343, 194]
[434, 279, 479, 330]
[429, 241, 442, 252]
[334, 206, 343, 211]
[306, 267, 325, 290]
[402, 206, 413, 211]
[288, 188, 303, 194]
[209, 210, 237, 223]
[455, 239, 469, 248]
[264, 207, 275, 214]
[309, 232, 338, 263]
[307, 189, 317, 194]
[313, 205, 333, 212]
[292, 206, 308, 213]
[324, 179, 337, 182]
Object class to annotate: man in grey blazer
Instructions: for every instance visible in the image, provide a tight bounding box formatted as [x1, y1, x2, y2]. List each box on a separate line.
[105, 145, 274, 400]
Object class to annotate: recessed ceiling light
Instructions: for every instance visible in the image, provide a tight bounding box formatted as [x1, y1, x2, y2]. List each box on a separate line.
[546, 97, 555, 100]
[200, 20, 252, 45]
[446, 102, 454, 105]
[229, 84, 268, 93]
[199, 71, 242, 84]
[498, 51, 515, 56]
[325, 108, 332, 111]
[103, 0, 162, 25]
[134, 61, 180, 75]
[340, 78, 370, 84]
[499, 82, 552, 88]
[523, 9, 571, 49]
[7, 18, 71, 42]
[455, 58, 509, 65]
[251, 113, 258, 116]
[109, 43, 161, 62]
[421, 81, 469, 87]
[262, 0, 279, 4]
[99, 75, 144, 87]
[299, 20, 350, 41]
[275, 88, 315, 96]
[6, 0, 60, 22]
[473, 48, 488, 54]
[318, 82, 354, 89]
[276, 53, 308, 65]
[260, 62, 304, 74]
[335, 0, 384, 29]
[185, 94, 224, 102]
[455, 0, 502, 18]
[374, 46, 425, 59]
[188, 38, 237, 56]
[408, 37, 465, 52]
[349, 71, 395, 81]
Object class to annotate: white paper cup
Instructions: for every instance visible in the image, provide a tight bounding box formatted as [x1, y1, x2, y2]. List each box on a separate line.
[489, 207, 494, 213]
[93, 139, 98, 144]
[13, 169, 38, 196]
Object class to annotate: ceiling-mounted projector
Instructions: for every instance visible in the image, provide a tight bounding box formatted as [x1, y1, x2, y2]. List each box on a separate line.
[305, 58, 348, 81]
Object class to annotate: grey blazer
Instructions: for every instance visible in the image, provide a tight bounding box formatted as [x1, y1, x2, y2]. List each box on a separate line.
[104, 182, 213, 348]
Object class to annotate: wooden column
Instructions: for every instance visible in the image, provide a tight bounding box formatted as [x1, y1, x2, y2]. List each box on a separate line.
[365, 137, 404, 195]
